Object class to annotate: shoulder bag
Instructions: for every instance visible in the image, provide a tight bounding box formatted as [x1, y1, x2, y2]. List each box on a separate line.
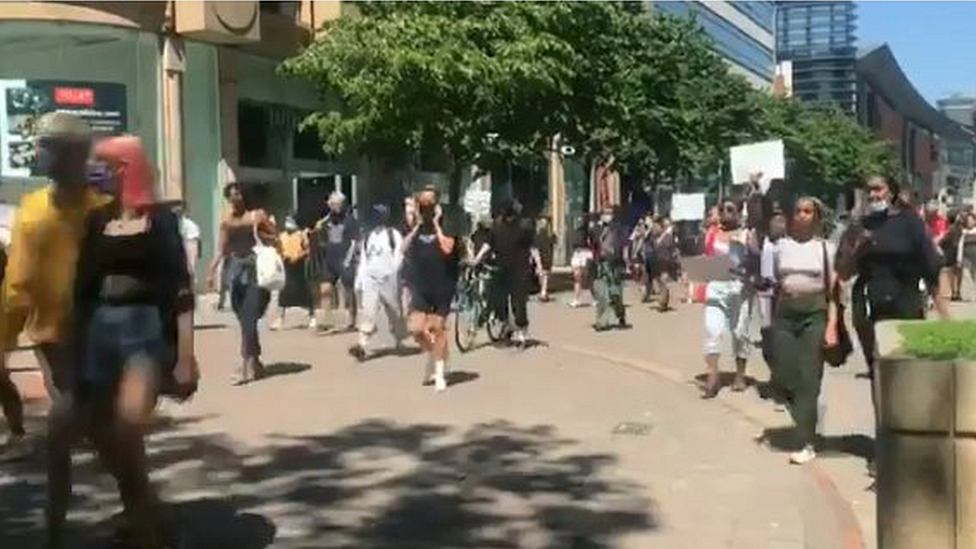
[252, 211, 286, 292]
[822, 241, 853, 367]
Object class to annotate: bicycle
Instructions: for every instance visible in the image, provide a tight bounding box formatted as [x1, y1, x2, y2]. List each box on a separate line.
[453, 262, 506, 352]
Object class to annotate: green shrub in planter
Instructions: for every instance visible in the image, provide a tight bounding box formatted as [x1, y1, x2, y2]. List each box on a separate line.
[898, 321, 976, 361]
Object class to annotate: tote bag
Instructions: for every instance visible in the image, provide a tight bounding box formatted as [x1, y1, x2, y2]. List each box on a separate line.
[252, 212, 286, 292]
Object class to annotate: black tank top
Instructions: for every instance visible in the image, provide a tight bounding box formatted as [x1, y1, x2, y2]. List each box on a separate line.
[225, 223, 256, 257]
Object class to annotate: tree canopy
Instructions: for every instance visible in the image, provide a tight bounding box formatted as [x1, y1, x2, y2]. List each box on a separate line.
[281, 1, 898, 201]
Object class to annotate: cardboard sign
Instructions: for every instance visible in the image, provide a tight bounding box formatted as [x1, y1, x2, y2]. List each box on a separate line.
[729, 140, 785, 193]
[671, 193, 706, 221]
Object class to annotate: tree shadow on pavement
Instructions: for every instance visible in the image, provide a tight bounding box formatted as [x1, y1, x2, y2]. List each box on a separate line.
[0, 417, 657, 548]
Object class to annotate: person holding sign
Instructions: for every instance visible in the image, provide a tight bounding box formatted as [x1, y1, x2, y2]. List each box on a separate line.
[698, 198, 757, 399]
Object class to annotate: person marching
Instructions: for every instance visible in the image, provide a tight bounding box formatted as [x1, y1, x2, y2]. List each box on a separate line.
[403, 187, 459, 392]
[206, 183, 277, 385]
[534, 216, 556, 302]
[472, 199, 538, 345]
[271, 215, 315, 331]
[770, 197, 837, 464]
[591, 206, 629, 331]
[349, 204, 406, 361]
[0, 113, 111, 546]
[698, 198, 757, 399]
[70, 135, 199, 547]
[310, 192, 360, 331]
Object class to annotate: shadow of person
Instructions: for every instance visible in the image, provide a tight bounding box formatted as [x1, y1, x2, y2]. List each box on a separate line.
[259, 362, 312, 379]
[447, 371, 480, 387]
[170, 498, 276, 549]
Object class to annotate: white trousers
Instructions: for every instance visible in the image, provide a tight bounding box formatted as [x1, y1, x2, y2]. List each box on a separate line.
[359, 275, 403, 344]
[703, 280, 751, 359]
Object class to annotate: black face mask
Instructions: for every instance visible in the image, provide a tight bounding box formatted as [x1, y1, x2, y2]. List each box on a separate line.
[419, 203, 436, 226]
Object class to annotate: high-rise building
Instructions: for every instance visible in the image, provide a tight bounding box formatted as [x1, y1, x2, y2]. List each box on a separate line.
[937, 94, 976, 128]
[650, 1, 776, 89]
[936, 94, 976, 204]
[775, 1, 858, 111]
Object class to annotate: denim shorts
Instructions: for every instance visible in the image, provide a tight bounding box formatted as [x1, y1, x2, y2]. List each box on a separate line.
[75, 304, 168, 399]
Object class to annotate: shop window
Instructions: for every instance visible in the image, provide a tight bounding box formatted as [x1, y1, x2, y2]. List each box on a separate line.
[238, 101, 271, 168]
[293, 122, 331, 161]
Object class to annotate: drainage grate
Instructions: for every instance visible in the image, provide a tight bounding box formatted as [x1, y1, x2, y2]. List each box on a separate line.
[611, 422, 653, 436]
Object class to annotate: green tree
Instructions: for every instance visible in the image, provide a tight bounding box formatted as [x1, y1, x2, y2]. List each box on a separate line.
[752, 96, 899, 200]
[281, 2, 763, 198]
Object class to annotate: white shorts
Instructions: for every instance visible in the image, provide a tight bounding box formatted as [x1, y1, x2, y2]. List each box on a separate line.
[571, 249, 593, 269]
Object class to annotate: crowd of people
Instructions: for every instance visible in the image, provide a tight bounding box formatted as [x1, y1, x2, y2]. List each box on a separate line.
[0, 112, 964, 547]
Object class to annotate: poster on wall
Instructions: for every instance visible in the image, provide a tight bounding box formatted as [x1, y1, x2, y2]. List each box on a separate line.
[0, 79, 127, 178]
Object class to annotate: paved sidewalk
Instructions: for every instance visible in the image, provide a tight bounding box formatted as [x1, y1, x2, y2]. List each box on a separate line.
[0, 292, 849, 548]
[530, 288, 878, 549]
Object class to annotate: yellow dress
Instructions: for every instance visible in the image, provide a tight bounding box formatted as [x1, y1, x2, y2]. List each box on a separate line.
[1, 186, 110, 347]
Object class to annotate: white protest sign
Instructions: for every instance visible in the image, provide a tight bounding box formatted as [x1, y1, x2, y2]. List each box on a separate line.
[463, 189, 492, 218]
[670, 193, 706, 221]
[729, 139, 785, 194]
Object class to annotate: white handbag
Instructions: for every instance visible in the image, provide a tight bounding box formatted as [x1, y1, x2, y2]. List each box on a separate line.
[252, 212, 286, 292]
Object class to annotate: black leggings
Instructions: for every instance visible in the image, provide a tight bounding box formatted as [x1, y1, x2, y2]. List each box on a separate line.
[493, 268, 530, 329]
[232, 281, 270, 359]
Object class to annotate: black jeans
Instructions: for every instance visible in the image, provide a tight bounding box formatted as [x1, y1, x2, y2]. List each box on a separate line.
[493, 267, 529, 329]
[231, 281, 270, 359]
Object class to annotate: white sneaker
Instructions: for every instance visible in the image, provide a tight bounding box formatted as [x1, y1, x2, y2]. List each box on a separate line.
[789, 445, 816, 465]
[269, 319, 282, 331]
[307, 317, 318, 331]
[433, 361, 447, 392]
[569, 300, 581, 308]
[513, 330, 527, 346]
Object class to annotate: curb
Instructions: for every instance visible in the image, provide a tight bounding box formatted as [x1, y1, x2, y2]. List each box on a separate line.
[558, 342, 866, 549]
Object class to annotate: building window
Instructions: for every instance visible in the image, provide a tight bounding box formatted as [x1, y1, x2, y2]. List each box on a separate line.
[238, 101, 271, 168]
[293, 120, 331, 161]
[728, 1, 775, 33]
[260, 1, 299, 18]
[656, 2, 774, 80]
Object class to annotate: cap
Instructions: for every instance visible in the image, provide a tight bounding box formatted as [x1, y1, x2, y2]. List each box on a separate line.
[35, 112, 91, 141]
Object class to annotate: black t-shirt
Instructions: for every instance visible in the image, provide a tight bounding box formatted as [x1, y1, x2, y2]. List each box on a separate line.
[405, 225, 458, 297]
[489, 220, 534, 271]
[571, 226, 590, 250]
[857, 208, 942, 315]
[316, 213, 359, 262]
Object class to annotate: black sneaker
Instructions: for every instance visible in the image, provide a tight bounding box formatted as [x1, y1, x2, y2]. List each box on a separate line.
[348, 345, 368, 362]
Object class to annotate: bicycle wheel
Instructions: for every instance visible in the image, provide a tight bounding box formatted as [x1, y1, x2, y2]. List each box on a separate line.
[455, 291, 481, 353]
[484, 304, 507, 343]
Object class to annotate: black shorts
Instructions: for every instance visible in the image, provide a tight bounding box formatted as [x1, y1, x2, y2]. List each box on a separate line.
[319, 257, 344, 285]
[410, 289, 453, 317]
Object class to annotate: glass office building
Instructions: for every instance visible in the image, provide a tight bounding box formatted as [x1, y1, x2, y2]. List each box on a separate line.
[652, 1, 776, 89]
[775, 1, 858, 112]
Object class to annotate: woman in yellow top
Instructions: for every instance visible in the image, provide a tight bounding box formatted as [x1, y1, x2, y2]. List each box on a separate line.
[270, 215, 315, 330]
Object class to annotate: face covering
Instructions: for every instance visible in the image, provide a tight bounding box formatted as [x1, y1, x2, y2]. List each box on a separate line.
[419, 203, 436, 226]
[93, 136, 154, 209]
[868, 200, 889, 214]
[600, 214, 612, 224]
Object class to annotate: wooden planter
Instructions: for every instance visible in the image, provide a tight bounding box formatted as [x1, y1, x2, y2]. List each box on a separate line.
[875, 320, 976, 549]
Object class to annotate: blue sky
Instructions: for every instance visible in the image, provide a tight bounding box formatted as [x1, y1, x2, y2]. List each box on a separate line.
[856, 1, 976, 104]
